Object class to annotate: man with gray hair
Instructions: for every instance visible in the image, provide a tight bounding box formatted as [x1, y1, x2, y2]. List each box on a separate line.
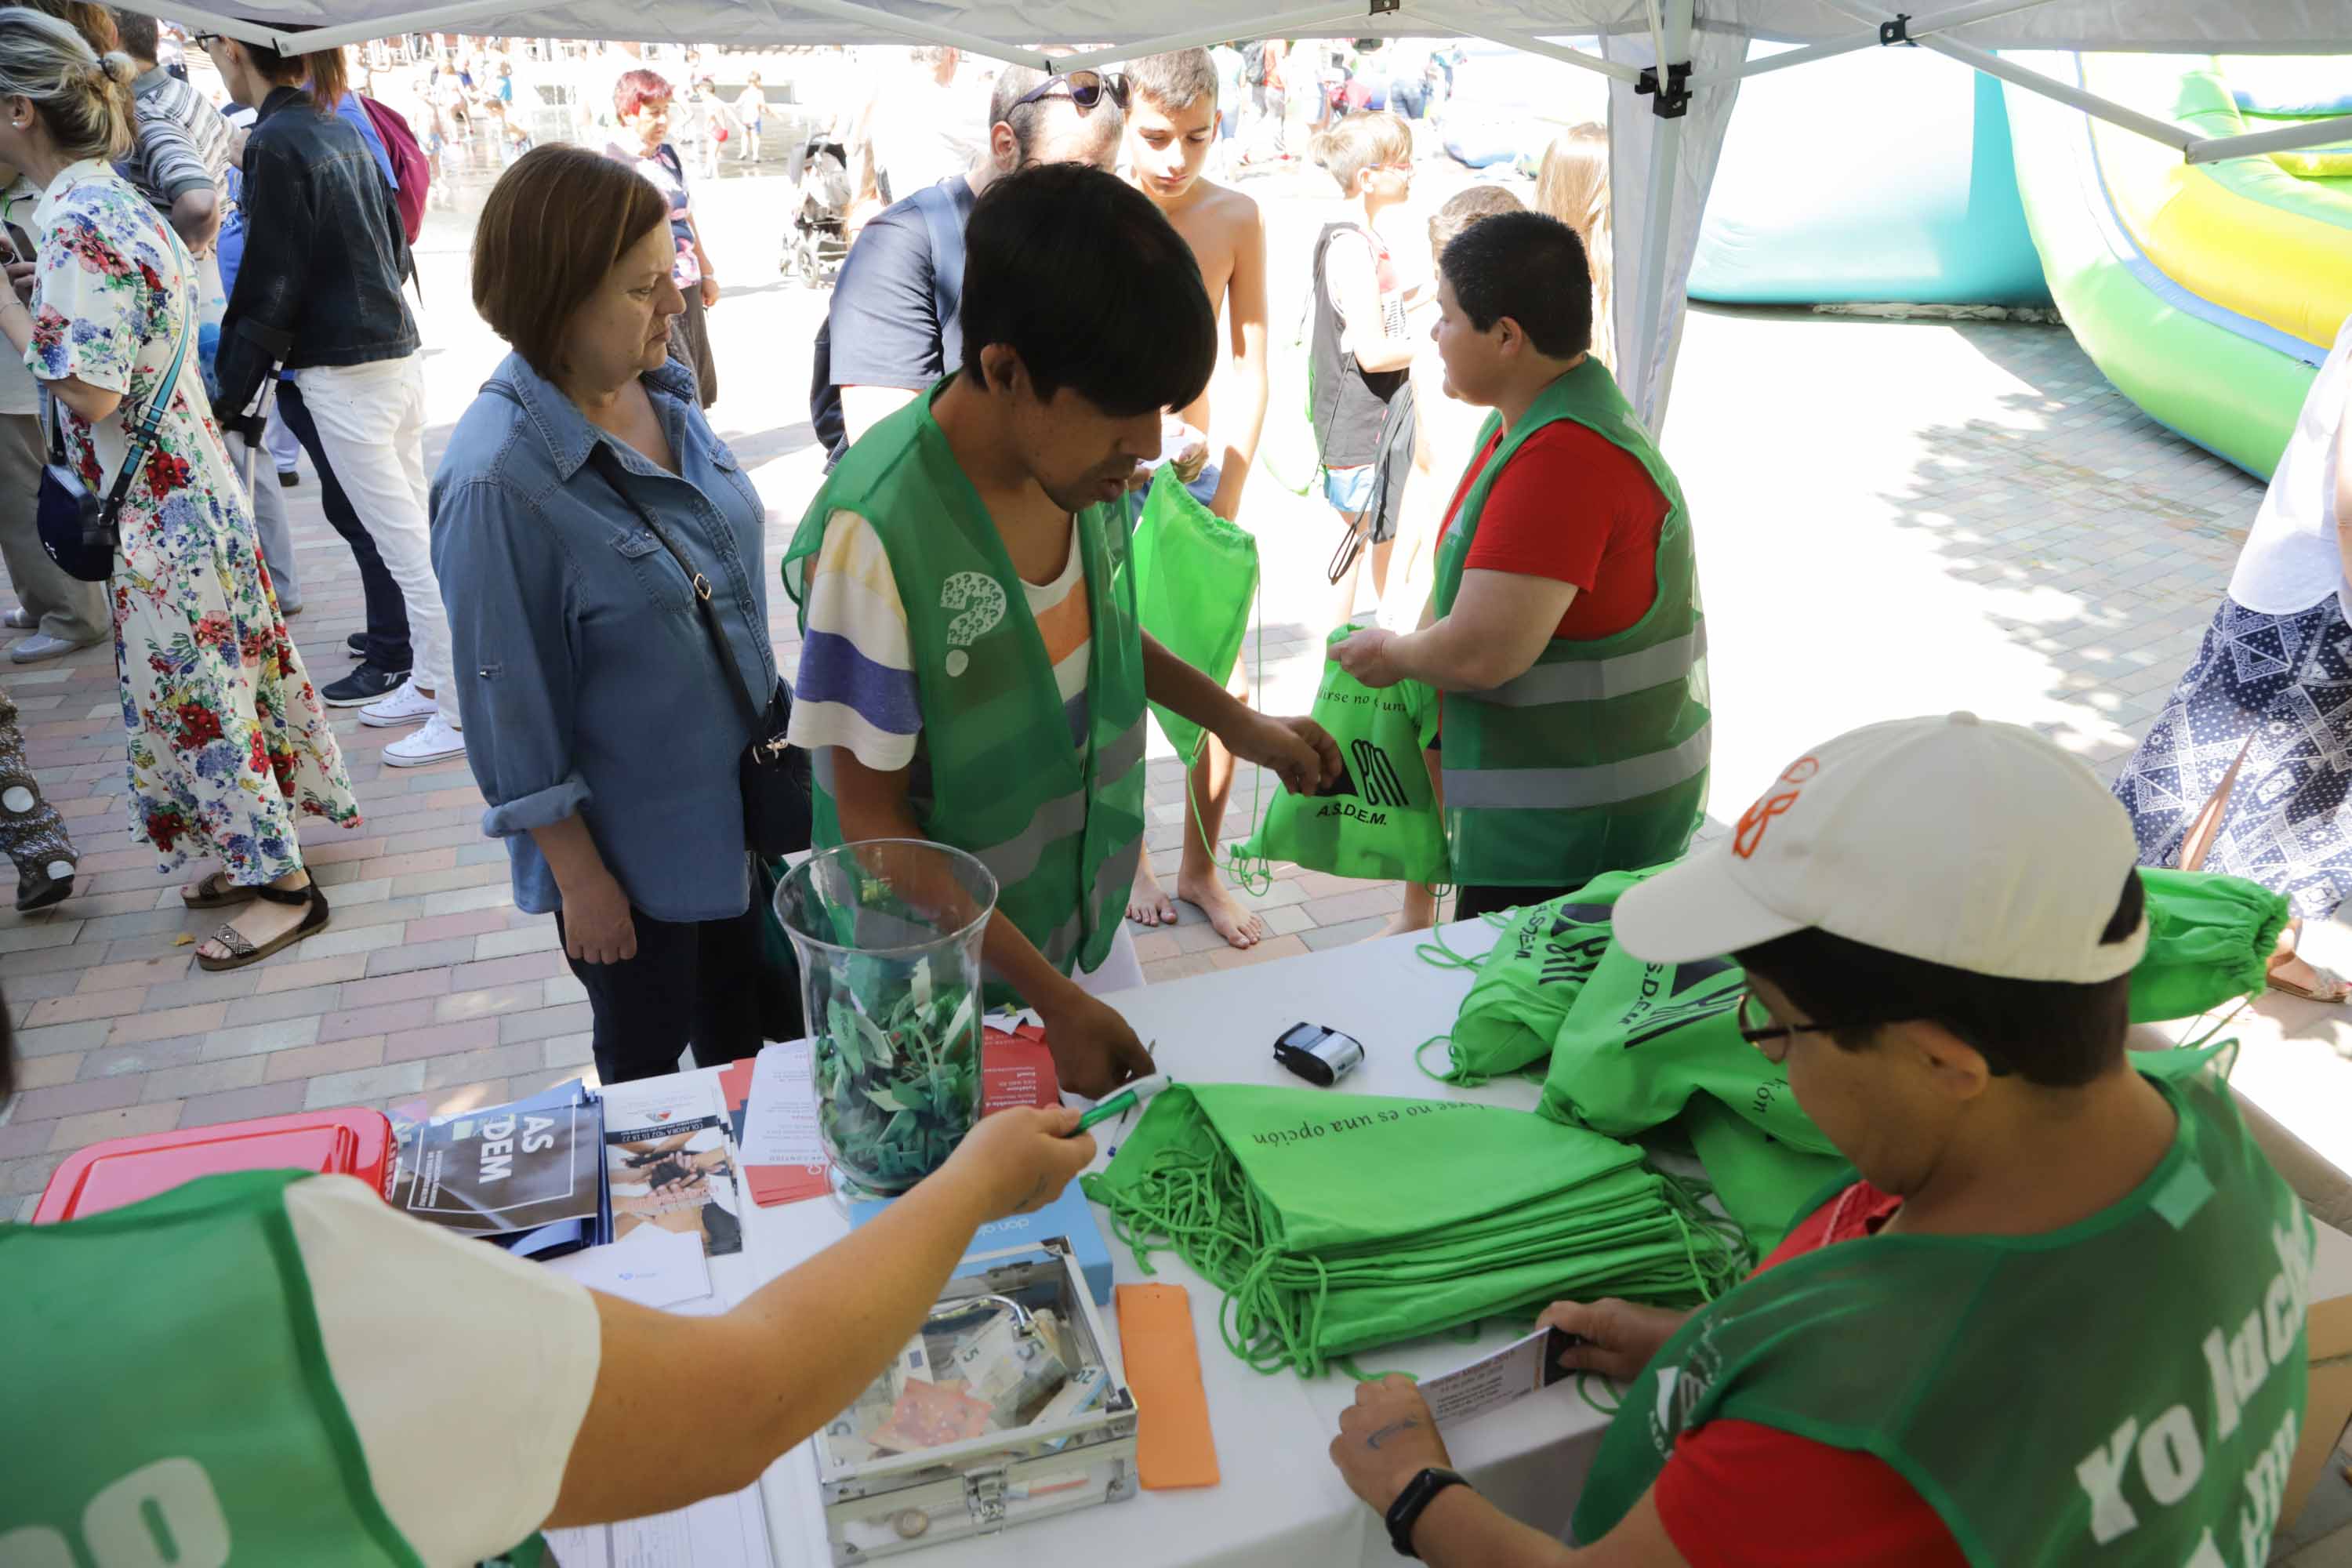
[811, 63, 1127, 466]
[109, 5, 230, 252]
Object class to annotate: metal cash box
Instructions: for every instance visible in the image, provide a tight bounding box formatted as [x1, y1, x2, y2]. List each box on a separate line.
[815, 1240, 1138, 1562]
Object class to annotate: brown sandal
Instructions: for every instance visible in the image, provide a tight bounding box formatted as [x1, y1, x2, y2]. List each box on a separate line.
[196, 882, 330, 972]
[182, 869, 259, 910]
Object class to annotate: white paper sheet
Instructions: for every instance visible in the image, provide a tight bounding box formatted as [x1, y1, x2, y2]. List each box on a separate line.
[544, 1481, 771, 1568]
[546, 1219, 713, 1310]
[1420, 1327, 1572, 1432]
[742, 1043, 826, 1167]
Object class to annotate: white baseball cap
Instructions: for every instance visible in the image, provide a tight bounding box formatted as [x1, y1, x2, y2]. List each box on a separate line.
[1613, 712, 2149, 983]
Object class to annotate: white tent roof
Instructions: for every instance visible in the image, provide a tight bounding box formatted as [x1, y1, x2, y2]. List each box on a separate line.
[139, 0, 2352, 433]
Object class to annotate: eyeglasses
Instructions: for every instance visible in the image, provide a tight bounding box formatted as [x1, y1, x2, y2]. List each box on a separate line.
[1007, 69, 1131, 118]
[1736, 989, 2009, 1076]
[1736, 989, 1867, 1065]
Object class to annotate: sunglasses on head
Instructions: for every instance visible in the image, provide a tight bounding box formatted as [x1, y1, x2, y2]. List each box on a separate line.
[1007, 69, 1131, 116]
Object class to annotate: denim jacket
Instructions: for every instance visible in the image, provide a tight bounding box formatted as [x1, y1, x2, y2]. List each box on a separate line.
[432, 353, 776, 924]
[214, 86, 417, 420]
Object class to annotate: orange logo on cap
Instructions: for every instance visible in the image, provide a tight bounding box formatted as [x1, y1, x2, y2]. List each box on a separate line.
[1733, 757, 1818, 859]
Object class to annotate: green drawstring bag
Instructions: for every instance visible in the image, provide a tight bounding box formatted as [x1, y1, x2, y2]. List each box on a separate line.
[1425, 867, 1664, 1085]
[2128, 868, 2290, 1022]
[1234, 626, 1447, 884]
[1131, 466, 1261, 767]
[1539, 942, 1838, 1159]
[1678, 1097, 1850, 1257]
[1083, 1083, 1747, 1376]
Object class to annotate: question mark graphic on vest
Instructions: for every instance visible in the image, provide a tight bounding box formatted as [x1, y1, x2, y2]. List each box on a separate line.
[938, 572, 1008, 678]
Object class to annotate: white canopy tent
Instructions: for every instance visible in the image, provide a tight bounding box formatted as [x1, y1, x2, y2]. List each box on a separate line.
[124, 0, 2352, 434]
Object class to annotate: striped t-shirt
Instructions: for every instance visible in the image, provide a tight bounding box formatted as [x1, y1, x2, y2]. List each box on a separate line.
[786, 510, 1091, 772]
[117, 67, 236, 212]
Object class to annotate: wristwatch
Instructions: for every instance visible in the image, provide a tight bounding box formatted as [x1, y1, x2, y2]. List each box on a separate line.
[1385, 1466, 1472, 1559]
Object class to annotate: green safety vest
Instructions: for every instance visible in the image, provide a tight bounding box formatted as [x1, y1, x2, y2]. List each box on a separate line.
[0, 1169, 545, 1567]
[1431, 358, 1708, 887]
[783, 379, 1147, 1000]
[1573, 1068, 2314, 1567]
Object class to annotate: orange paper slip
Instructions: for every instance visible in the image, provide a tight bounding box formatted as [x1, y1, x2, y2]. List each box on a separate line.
[1116, 1283, 1220, 1489]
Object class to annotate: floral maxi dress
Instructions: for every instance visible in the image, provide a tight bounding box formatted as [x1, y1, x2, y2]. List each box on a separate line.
[25, 162, 358, 880]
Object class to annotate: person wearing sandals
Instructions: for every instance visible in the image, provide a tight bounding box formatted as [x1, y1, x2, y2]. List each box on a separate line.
[434, 146, 781, 1085]
[0, 9, 354, 970]
[2111, 310, 2352, 1004]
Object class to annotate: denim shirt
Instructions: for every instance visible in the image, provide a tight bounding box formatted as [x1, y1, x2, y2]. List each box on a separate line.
[431, 353, 775, 924]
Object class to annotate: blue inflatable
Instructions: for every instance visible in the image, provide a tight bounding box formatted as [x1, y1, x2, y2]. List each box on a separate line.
[1690, 46, 2052, 307]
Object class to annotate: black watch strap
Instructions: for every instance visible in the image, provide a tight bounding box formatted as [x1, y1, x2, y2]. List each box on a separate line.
[1385, 1466, 1471, 1559]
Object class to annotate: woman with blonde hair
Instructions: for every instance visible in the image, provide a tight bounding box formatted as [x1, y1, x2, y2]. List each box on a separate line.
[1536, 121, 1613, 372]
[0, 5, 356, 967]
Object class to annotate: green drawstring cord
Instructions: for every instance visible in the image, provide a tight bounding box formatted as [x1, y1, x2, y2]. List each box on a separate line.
[1576, 1372, 1623, 1417]
[1415, 1034, 1487, 1087]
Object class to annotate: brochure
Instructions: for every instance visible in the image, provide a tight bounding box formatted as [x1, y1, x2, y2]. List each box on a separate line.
[602, 1080, 745, 1258]
[389, 1080, 603, 1246]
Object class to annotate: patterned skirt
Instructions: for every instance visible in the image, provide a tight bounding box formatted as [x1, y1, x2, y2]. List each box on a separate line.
[2111, 594, 2352, 920]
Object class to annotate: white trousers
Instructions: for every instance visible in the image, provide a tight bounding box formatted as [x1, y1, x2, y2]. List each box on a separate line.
[291, 357, 455, 721]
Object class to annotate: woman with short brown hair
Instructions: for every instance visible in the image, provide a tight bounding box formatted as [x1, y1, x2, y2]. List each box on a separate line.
[435, 143, 788, 1085]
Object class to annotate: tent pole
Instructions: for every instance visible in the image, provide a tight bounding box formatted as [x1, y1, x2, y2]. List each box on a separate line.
[1632, 0, 1693, 433]
[1051, 2, 1387, 74]
[106, 0, 278, 47]
[1686, 0, 2060, 86]
[1406, 8, 1645, 84]
[1913, 36, 2191, 151]
[2188, 113, 2352, 165]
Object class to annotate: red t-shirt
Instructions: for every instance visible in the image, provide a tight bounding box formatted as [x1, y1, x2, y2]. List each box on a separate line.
[1650, 1183, 1967, 1567]
[1437, 419, 1664, 641]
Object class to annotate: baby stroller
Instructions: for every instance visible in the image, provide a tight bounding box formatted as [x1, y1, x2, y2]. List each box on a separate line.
[784, 132, 853, 287]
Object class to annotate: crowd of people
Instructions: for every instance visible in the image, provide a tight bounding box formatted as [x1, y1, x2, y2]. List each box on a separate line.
[2, 18, 2347, 1566]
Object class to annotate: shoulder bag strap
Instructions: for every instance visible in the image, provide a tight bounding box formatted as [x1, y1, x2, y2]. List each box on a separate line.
[481, 378, 770, 732]
[94, 213, 196, 525]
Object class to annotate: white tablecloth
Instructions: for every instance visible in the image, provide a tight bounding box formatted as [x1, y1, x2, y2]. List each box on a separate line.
[652, 919, 1618, 1568]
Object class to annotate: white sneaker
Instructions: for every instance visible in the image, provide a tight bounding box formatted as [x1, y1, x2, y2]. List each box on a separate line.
[358, 675, 438, 728]
[382, 713, 466, 768]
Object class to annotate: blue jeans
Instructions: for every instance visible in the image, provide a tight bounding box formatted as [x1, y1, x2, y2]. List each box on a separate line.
[1390, 78, 1428, 118]
[1323, 463, 1376, 514]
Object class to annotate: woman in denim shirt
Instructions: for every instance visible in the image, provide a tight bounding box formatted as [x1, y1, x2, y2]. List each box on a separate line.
[434, 146, 783, 1084]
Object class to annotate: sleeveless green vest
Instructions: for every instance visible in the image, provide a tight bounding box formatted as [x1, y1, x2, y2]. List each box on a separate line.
[0, 1169, 546, 1567]
[1431, 358, 1708, 887]
[1573, 1069, 2314, 1567]
[783, 381, 1147, 1001]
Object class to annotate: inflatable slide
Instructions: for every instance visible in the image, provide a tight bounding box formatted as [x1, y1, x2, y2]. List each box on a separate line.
[2002, 53, 2352, 478]
[1690, 46, 2050, 307]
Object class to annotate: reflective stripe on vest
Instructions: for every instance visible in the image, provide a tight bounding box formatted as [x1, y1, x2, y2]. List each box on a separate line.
[1483, 622, 1708, 709]
[968, 717, 1147, 893]
[1445, 720, 1712, 811]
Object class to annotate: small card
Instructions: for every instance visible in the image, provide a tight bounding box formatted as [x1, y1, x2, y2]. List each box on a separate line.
[983, 1024, 1061, 1115]
[1420, 1327, 1574, 1432]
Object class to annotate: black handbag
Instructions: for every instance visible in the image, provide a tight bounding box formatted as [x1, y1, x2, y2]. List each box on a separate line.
[585, 445, 814, 859]
[36, 238, 195, 584]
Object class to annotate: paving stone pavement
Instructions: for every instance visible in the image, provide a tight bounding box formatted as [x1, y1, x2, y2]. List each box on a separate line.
[0, 158, 2295, 1221]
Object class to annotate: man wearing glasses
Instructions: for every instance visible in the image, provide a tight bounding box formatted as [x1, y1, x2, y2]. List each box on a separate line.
[812, 64, 1127, 467]
[1327, 712, 2314, 1566]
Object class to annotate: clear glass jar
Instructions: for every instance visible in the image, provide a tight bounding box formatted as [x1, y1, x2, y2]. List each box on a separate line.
[775, 840, 997, 1196]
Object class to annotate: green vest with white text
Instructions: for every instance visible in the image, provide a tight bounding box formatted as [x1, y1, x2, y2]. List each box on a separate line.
[783, 381, 1147, 1001]
[0, 1169, 546, 1568]
[1572, 1068, 2312, 1568]
[1431, 358, 1707, 887]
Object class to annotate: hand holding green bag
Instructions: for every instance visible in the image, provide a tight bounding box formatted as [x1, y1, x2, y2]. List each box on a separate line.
[1234, 625, 1446, 884]
[1129, 466, 1261, 766]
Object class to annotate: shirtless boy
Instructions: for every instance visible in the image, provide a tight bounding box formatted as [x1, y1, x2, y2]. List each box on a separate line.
[1120, 48, 1273, 950]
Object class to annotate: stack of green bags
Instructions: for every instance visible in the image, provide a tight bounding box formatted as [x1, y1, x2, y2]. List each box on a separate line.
[1083, 1083, 1746, 1377]
[1429, 864, 2289, 1254]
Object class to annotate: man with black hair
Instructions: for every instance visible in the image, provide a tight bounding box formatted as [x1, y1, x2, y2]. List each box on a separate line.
[785, 164, 1339, 1097]
[1330, 713, 2317, 1566]
[1334, 209, 1707, 918]
[811, 62, 1125, 466]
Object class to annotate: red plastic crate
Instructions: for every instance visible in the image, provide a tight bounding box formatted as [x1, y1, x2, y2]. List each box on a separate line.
[32, 1108, 397, 1224]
